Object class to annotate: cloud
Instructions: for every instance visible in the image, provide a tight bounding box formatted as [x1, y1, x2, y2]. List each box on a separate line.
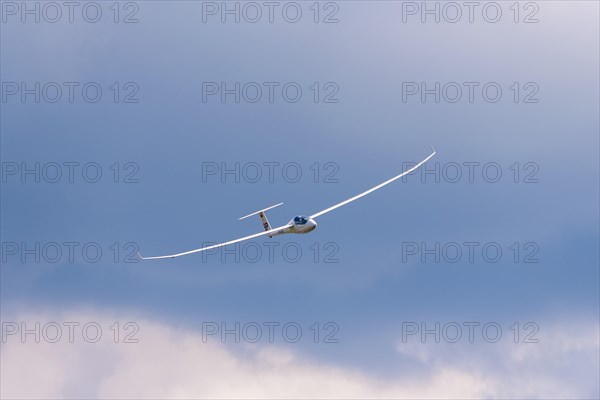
[1, 310, 598, 399]
[395, 319, 600, 399]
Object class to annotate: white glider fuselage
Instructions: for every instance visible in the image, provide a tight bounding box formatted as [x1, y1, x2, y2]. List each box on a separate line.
[274, 216, 317, 236]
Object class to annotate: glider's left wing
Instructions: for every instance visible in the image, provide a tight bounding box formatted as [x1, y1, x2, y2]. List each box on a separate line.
[138, 224, 291, 260]
[310, 147, 436, 219]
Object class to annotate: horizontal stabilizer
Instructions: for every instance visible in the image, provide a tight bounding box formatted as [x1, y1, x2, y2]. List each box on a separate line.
[239, 202, 284, 220]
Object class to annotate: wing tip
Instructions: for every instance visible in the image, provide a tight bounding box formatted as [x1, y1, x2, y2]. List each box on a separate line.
[137, 251, 177, 260]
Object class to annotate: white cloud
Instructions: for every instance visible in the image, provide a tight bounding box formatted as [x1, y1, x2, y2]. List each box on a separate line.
[395, 319, 600, 399]
[1, 310, 598, 399]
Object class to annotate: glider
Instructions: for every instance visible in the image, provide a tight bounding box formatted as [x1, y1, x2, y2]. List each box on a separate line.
[138, 147, 436, 260]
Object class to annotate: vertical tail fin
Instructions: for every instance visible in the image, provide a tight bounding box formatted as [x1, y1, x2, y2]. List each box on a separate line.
[258, 211, 271, 232]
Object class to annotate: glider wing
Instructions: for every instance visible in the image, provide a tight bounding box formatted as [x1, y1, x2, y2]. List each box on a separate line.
[138, 224, 291, 260]
[309, 147, 436, 219]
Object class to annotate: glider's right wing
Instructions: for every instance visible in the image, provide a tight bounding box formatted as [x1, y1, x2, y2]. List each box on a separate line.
[138, 224, 291, 260]
[310, 147, 436, 219]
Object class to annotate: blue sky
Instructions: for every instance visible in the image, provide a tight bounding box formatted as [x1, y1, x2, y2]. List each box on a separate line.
[1, 1, 599, 398]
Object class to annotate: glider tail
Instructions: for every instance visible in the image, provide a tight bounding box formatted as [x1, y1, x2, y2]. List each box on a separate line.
[239, 202, 284, 237]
